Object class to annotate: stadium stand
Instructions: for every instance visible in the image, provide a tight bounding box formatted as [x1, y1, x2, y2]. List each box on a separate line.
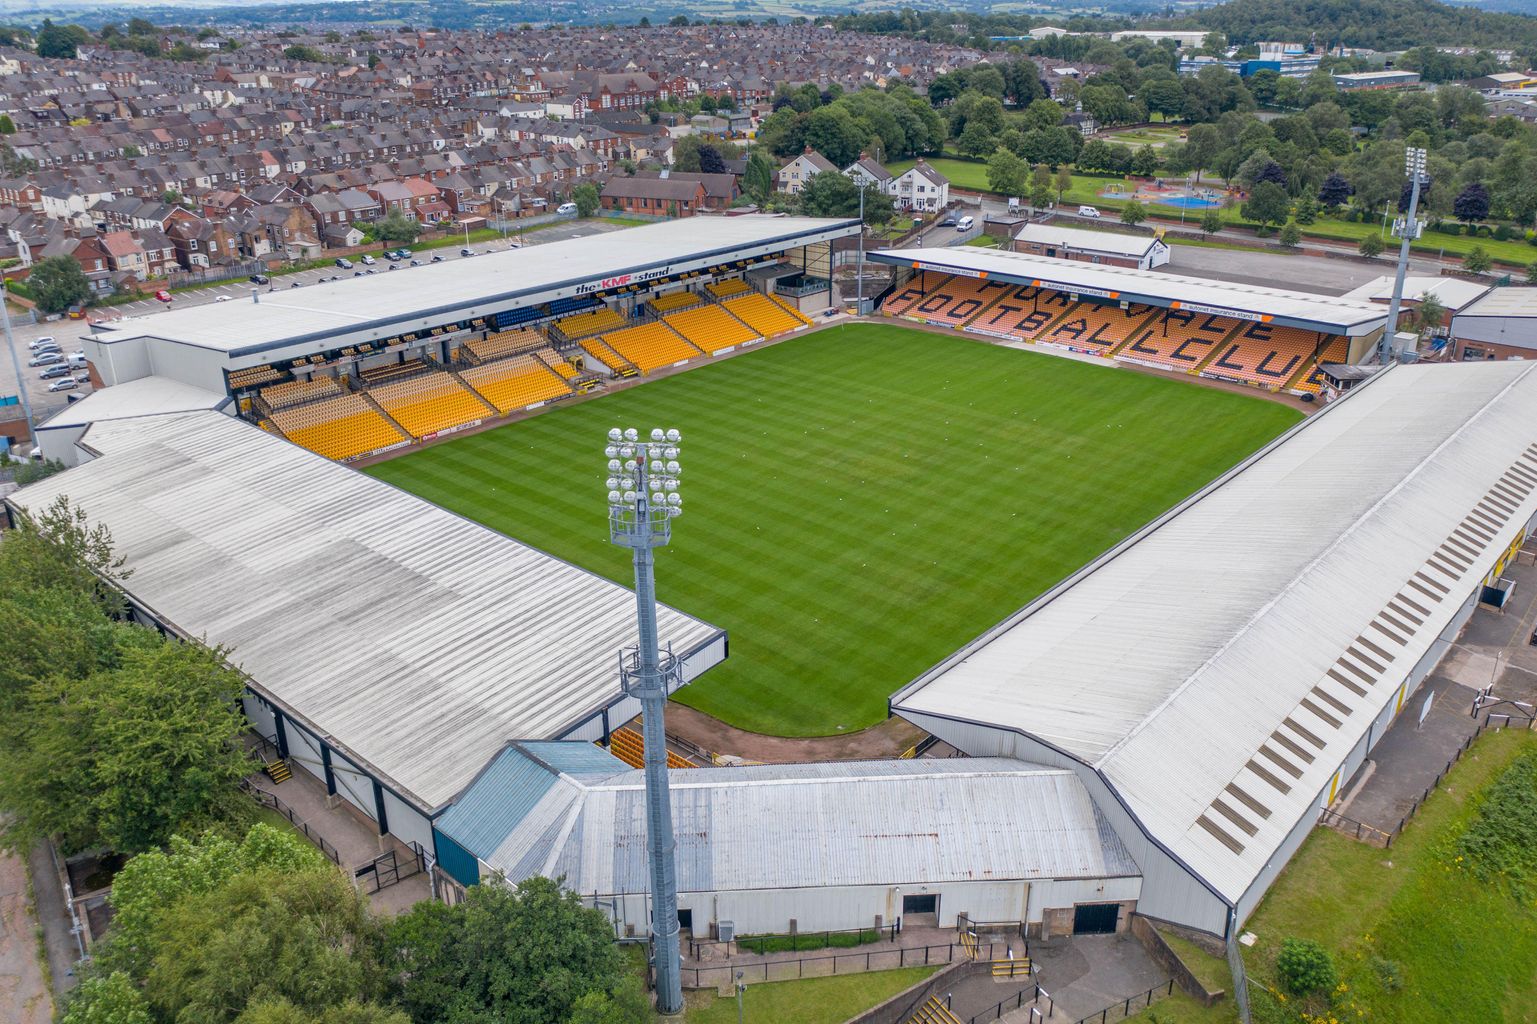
[722, 292, 811, 338]
[227, 364, 285, 390]
[664, 304, 758, 354]
[1113, 309, 1236, 370]
[359, 357, 428, 386]
[964, 286, 1075, 342]
[1203, 322, 1350, 393]
[602, 321, 705, 371]
[368, 371, 493, 438]
[260, 375, 344, 410]
[580, 337, 639, 377]
[534, 347, 579, 380]
[882, 275, 951, 316]
[555, 306, 626, 340]
[705, 278, 752, 300]
[602, 726, 694, 770]
[269, 393, 406, 461]
[647, 290, 704, 315]
[1033, 301, 1160, 356]
[465, 328, 544, 363]
[460, 355, 575, 413]
[900, 277, 1016, 328]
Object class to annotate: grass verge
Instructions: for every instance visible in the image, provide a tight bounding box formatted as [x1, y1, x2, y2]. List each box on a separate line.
[685, 967, 939, 1024]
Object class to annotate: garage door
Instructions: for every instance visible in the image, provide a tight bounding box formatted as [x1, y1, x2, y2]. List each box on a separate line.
[1072, 903, 1120, 935]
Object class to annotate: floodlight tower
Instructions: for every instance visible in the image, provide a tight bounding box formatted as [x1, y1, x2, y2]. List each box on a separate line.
[604, 425, 685, 1016]
[1380, 146, 1427, 365]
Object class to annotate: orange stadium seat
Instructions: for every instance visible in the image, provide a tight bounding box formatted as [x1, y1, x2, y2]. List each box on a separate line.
[1203, 323, 1349, 392]
[1114, 309, 1236, 369]
[260, 375, 344, 410]
[603, 321, 705, 371]
[460, 354, 574, 412]
[721, 292, 811, 338]
[882, 275, 952, 316]
[534, 346, 579, 380]
[966, 286, 1073, 342]
[663, 305, 757, 355]
[369, 371, 492, 438]
[898, 277, 1016, 327]
[648, 290, 703, 315]
[1038, 301, 1159, 355]
[270, 393, 406, 461]
[706, 278, 752, 300]
[555, 306, 626, 339]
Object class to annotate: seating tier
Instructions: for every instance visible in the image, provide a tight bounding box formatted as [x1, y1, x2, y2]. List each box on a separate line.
[271, 393, 405, 461]
[602, 321, 704, 372]
[721, 292, 809, 338]
[460, 355, 574, 413]
[261, 375, 343, 410]
[555, 306, 626, 339]
[662, 305, 756, 355]
[369, 371, 489, 438]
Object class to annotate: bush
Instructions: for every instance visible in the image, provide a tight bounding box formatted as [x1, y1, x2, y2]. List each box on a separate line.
[1493, 224, 1514, 242]
[1279, 221, 1301, 248]
[1465, 245, 1492, 275]
[1276, 937, 1337, 995]
[1358, 234, 1384, 258]
[1371, 955, 1403, 992]
[1454, 749, 1537, 897]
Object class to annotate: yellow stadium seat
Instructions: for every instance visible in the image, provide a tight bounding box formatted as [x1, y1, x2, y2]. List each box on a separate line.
[460, 355, 574, 413]
[705, 278, 752, 300]
[601, 321, 703, 373]
[648, 290, 703, 315]
[663, 305, 757, 355]
[466, 328, 544, 362]
[270, 393, 406, 461]
[260, 375, 344, 410]
[723, 292, 812, 338]
[369, 371, 493, 438]
[555, 306, 626, 339]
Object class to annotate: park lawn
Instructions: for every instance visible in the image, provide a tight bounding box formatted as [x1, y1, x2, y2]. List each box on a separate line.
[367, 323, 1298, 737]
[1244, 727, 1537, 1024]
[685, 967, 939, 1024]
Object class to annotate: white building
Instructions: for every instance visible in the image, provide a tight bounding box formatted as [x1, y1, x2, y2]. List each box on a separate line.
[891, 159, 950, 213]
[775, 148, 838, 195]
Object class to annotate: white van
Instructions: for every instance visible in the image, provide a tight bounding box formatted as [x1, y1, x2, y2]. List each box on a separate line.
[556, 201, 579, 216]
[1078, 205, 1101, 218]
[957, 215, 975, 230]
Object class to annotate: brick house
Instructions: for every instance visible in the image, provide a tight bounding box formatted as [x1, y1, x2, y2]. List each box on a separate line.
[600, 175, 707, 218]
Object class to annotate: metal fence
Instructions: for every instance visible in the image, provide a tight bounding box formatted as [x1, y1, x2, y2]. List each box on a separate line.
[968, 982, 1053, 1023]
[238, 777, 342, 865]
[689, 924, 897, 958]
[1069, 979, 1175, 1024]
[682, 941, 991, 989]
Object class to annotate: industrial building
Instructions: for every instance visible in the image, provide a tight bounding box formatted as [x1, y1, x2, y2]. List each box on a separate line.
[1011, 224, 1171, 270]
[1449, 287, 1537, 361]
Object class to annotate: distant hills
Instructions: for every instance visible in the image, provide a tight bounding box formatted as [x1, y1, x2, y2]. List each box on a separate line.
[1185, 0, 1537, 52]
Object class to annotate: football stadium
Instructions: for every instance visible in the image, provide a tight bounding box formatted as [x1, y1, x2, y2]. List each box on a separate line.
[10, 215, 1537, 951]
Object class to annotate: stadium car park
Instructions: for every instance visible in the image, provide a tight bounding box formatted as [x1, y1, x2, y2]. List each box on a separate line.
[10, 217, 1537, 951]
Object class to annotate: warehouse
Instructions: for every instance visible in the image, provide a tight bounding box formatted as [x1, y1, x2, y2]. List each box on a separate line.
[4, 410, 726, 859]
[434, 745, 1143, 938]
[1448, 287, 1537, 361]
[893, 360, 1537, 936]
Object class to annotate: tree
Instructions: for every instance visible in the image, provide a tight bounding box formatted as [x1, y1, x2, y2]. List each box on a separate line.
[1318, 171, 1353, 211]
[382, 877, 642, 1024]
[1021, 98, 1063, 133]
[1358, 234, 1384, 258]
[1256, 161, 1288, 189]
[1183, 123, 1220, 184]
[1030, 183, 1052, 210]
[126, 17, 156, 35]
[986, 147, 1028, 198]
[1130, 145, 1158, 179]
[370, 210, 420, 245]
[1199, 209, 1223, 239]
[956, 120, 998, 159]
[282, 45, 325, 63]
[1528, 261, 1537, 286]
[36, 19, 78, 59]
[59, 971, 153, 1024]
[571, 182, 600, 218]
[1054, 165, 1073, 203]
[25, 255, 91, 315]
[103, 825, 325, 980]
[800, 106, 866, 168]
[1454, 182, 1491, 226]
[1235, 150, 1276, 191]
[1141, 78, 1185, 122]
[0, 115, 13, 135]
[1242, 181, 1290, 230]
[1120, 200, 1147, 227]
[1279, 221, 1301, 247]
[798, 170, 892, 227]
[1277, 938, 1337, 996]
[743, 150, 775, 203]
[1464, 245, 1492, 275]
[1413, 293, 1446, 336]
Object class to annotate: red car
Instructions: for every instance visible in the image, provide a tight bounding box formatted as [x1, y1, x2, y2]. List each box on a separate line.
[154, 290, 172, 303]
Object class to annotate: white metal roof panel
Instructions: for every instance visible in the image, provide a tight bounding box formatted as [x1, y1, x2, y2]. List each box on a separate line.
[94, 216, 856, 356]
[7, 411, 723, 811]
[1337, 276, 1490, 311]
[870, 247, 1389, 335]
[477, 757, 1138, 894]
[1013, 224, 1159, 258]
[39, 375, 230, 429]
[896, 361, 1537, 902]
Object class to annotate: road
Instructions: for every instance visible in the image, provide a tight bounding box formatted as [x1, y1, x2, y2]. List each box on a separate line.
[0, 216, 632, 445]
[0, 847, 51, 1024]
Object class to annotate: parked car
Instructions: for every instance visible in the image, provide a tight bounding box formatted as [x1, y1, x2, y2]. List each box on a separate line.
[334, 257, 353, 269]
[387, 263, 398, 271]
[556, 201, 579, 216]
[27, 336, 55, 350]
[957, 215, 975, 230]
[155, 289, 172, 302]
[459, 247, 476, 257]
[940, 213, 958, 227]
[353, 271, 364, 277]
[27, 352, 62, 367]
[39, 364, 72, 379]
[1077, 205, 1101, 218]
[393, 249, 412, 260]
[360, 254, 376, 265]
[431, 253, 445, 263]
[215, 295, 232, 302]
[31, 341, 60, 355]
[409, 258, 423, 267]
[47, 378, 79, 392]
[73, 372, 91, 384]
[249, 273, 270, 285]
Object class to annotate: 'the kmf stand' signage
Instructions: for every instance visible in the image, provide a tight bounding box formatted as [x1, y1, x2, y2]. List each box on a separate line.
[575, 264, 675, 296]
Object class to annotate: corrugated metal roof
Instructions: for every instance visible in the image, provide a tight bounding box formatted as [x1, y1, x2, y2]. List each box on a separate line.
[93, 217, 858, 356]
[895, 361, 1537, 902]
[39, 376, 230, 430]
[1014, 224, 1159, 258]
[1338, 276, 1490, 311]
[462, 756, 1138, 894]
[1452, 286, 1537, 318]
[7, 412, 723, 812]
[869, 247, 1389, 335]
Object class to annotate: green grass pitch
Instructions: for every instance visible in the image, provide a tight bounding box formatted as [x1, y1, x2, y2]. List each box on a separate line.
[365, 323, 1301, 736]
